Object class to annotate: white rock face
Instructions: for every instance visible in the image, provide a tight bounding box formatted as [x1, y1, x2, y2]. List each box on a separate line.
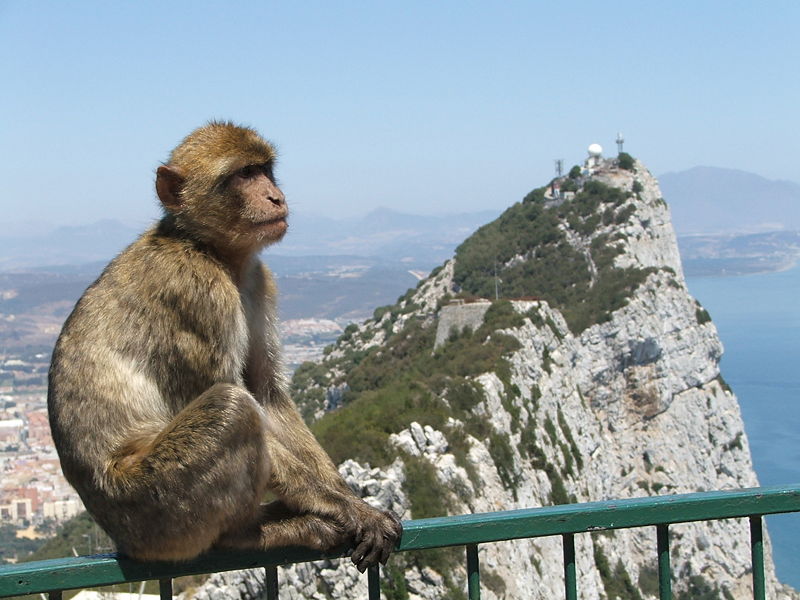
[189, 161, 797, 600]
[594, 161, 685, 280]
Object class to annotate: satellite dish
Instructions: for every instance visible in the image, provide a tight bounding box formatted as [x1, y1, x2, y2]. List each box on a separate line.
[588, 143, 603, 157]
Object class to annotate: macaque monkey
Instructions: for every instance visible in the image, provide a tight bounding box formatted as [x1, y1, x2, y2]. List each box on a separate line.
[48, 122, 402, 570]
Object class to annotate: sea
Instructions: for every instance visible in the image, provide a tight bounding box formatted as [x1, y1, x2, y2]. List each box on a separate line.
[686, 265, 800, 588]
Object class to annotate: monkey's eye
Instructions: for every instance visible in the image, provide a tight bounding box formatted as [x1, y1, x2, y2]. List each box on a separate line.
[238, 165, 258, 179]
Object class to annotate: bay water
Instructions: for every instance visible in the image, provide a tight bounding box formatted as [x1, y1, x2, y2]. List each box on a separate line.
[687, 266, 800, 588]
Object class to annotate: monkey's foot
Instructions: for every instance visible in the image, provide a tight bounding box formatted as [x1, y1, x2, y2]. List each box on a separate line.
[348, 508, 403, 572]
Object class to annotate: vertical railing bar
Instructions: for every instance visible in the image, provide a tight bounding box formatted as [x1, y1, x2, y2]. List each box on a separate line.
[48, 591, 63, 600]
[265, 565, 279, 600]
[367, 565, 380, 600]
[159, 578, 173, 600]
[750, 515, 765, 600]
[467, 543, 481, 600]
[563, 533, 577, 600]
[657, 524, 671, 600]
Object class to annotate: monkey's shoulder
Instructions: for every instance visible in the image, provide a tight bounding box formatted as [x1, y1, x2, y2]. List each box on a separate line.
[64, 229, 242, 337]
[124, 229, 239, 299]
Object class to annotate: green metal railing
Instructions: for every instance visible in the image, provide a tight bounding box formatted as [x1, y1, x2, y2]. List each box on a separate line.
[1, 484, 798, 600]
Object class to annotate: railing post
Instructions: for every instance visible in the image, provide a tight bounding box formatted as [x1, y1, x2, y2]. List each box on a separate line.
[563, 533, 576, 600]
[657, 524, 671, 600]
[159, 578, 173, 600]
[466, 543, 480, 600]
[47, 591, 62, 600]
[750, 515, 765, 600]
[265, 565, 278, 600]
[367, 565, 380, 600]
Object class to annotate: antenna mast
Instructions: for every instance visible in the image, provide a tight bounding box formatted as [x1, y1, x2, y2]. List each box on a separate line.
[616, 132, 625, 154]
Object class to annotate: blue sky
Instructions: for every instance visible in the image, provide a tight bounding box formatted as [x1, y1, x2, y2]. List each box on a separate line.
[1, 1, 798, 228]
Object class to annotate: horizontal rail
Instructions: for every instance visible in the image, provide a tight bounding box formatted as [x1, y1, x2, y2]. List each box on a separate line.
[398, 483, 800, 550]
[1, 483, 799, 598]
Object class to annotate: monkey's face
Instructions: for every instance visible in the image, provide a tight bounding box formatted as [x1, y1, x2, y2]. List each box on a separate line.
[225, 162, 289, 247]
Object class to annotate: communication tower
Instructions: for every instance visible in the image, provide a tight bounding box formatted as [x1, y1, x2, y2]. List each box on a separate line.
[616, 132, 625, 154]
[555, 159, 564, 178]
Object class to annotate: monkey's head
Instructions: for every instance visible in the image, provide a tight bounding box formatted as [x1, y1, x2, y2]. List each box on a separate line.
[156, 121, 288, 257]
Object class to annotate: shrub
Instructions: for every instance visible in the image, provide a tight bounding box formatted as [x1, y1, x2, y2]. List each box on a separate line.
[695, 301, 712, 325]
[594, 545, 643, 600]
[403, 454, 451, 518]
[561, 178, 579, 192]
[488, 432, 518, 494]
[618, 152, 635, 170]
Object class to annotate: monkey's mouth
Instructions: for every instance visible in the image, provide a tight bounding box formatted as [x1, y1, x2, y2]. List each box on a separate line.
[253, 216, 288, 228]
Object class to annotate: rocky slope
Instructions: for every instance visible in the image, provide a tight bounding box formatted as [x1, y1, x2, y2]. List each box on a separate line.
[189, 156, 797, 600]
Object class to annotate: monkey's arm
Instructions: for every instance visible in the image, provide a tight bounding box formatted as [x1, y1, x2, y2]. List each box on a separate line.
[262, 392, 402, 570]
[244, 263, 401, 568]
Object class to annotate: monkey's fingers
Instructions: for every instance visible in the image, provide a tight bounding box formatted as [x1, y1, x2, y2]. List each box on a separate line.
[352, 529, 383, 572]
[379, 537, 394, 565]
[358, 548, 384, 572]
[359, 542, 385, 573]
[350, 537, 372, 570]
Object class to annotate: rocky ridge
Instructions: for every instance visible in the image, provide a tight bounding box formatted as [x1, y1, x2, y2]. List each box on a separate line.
[189, 157, 797, 600]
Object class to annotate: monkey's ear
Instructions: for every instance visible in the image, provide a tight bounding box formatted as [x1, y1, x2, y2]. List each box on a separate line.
[156, 165, 186, 209]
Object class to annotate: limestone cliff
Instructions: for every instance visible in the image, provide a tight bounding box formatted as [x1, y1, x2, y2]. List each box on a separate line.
[189, 158, 796, 600]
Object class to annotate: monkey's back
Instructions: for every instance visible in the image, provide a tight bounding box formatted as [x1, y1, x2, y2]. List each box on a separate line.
[48, 221, 248, 495]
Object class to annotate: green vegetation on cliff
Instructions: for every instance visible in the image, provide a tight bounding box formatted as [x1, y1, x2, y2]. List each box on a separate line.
[310, 300, 524, 470]
[453, 180, 655, 333]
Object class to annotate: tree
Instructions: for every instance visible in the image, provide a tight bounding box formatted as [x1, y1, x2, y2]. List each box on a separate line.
[617, 152, 635, 170]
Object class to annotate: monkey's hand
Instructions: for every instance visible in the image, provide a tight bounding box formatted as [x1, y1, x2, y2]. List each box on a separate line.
[346, 501, 404, 572]
[296, 513, 356, 553]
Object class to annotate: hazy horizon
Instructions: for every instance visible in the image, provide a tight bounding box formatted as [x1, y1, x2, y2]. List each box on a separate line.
[2, 164, 798, 236]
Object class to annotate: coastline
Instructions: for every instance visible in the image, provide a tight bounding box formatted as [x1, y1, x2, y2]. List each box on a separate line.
[687, 264, 800, 587]
[682, 253, 799, 278]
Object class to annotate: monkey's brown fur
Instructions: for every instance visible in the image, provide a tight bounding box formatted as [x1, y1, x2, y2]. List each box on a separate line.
[48, 122, 402, 569]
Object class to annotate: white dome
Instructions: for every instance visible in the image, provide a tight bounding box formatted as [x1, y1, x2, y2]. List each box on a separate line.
[588, 143, 603, 157]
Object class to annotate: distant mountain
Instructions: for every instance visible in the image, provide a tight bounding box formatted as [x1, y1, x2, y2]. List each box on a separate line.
[4, 168, 799, 274]
[659, 166, 800, 234]
[0, 220, 141, 270]
[0, 209, 500, 272]
[280, 208, 501, 266]
[677, 230, 800, 276]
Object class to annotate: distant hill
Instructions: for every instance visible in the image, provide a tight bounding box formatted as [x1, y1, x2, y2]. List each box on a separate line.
[0, 209, 499, 271]
[278, 207, 501, 264]
[3, 169, 799, 277]
[659, 166, 800, 234]
[678, 230, 800, 276]
[0, 220, 141, 270]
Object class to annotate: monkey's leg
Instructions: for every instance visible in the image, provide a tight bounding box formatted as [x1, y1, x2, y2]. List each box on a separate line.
[100, 383, 271, 562]
[216, 500, 353, 553]
[259, 396, 403, 570]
